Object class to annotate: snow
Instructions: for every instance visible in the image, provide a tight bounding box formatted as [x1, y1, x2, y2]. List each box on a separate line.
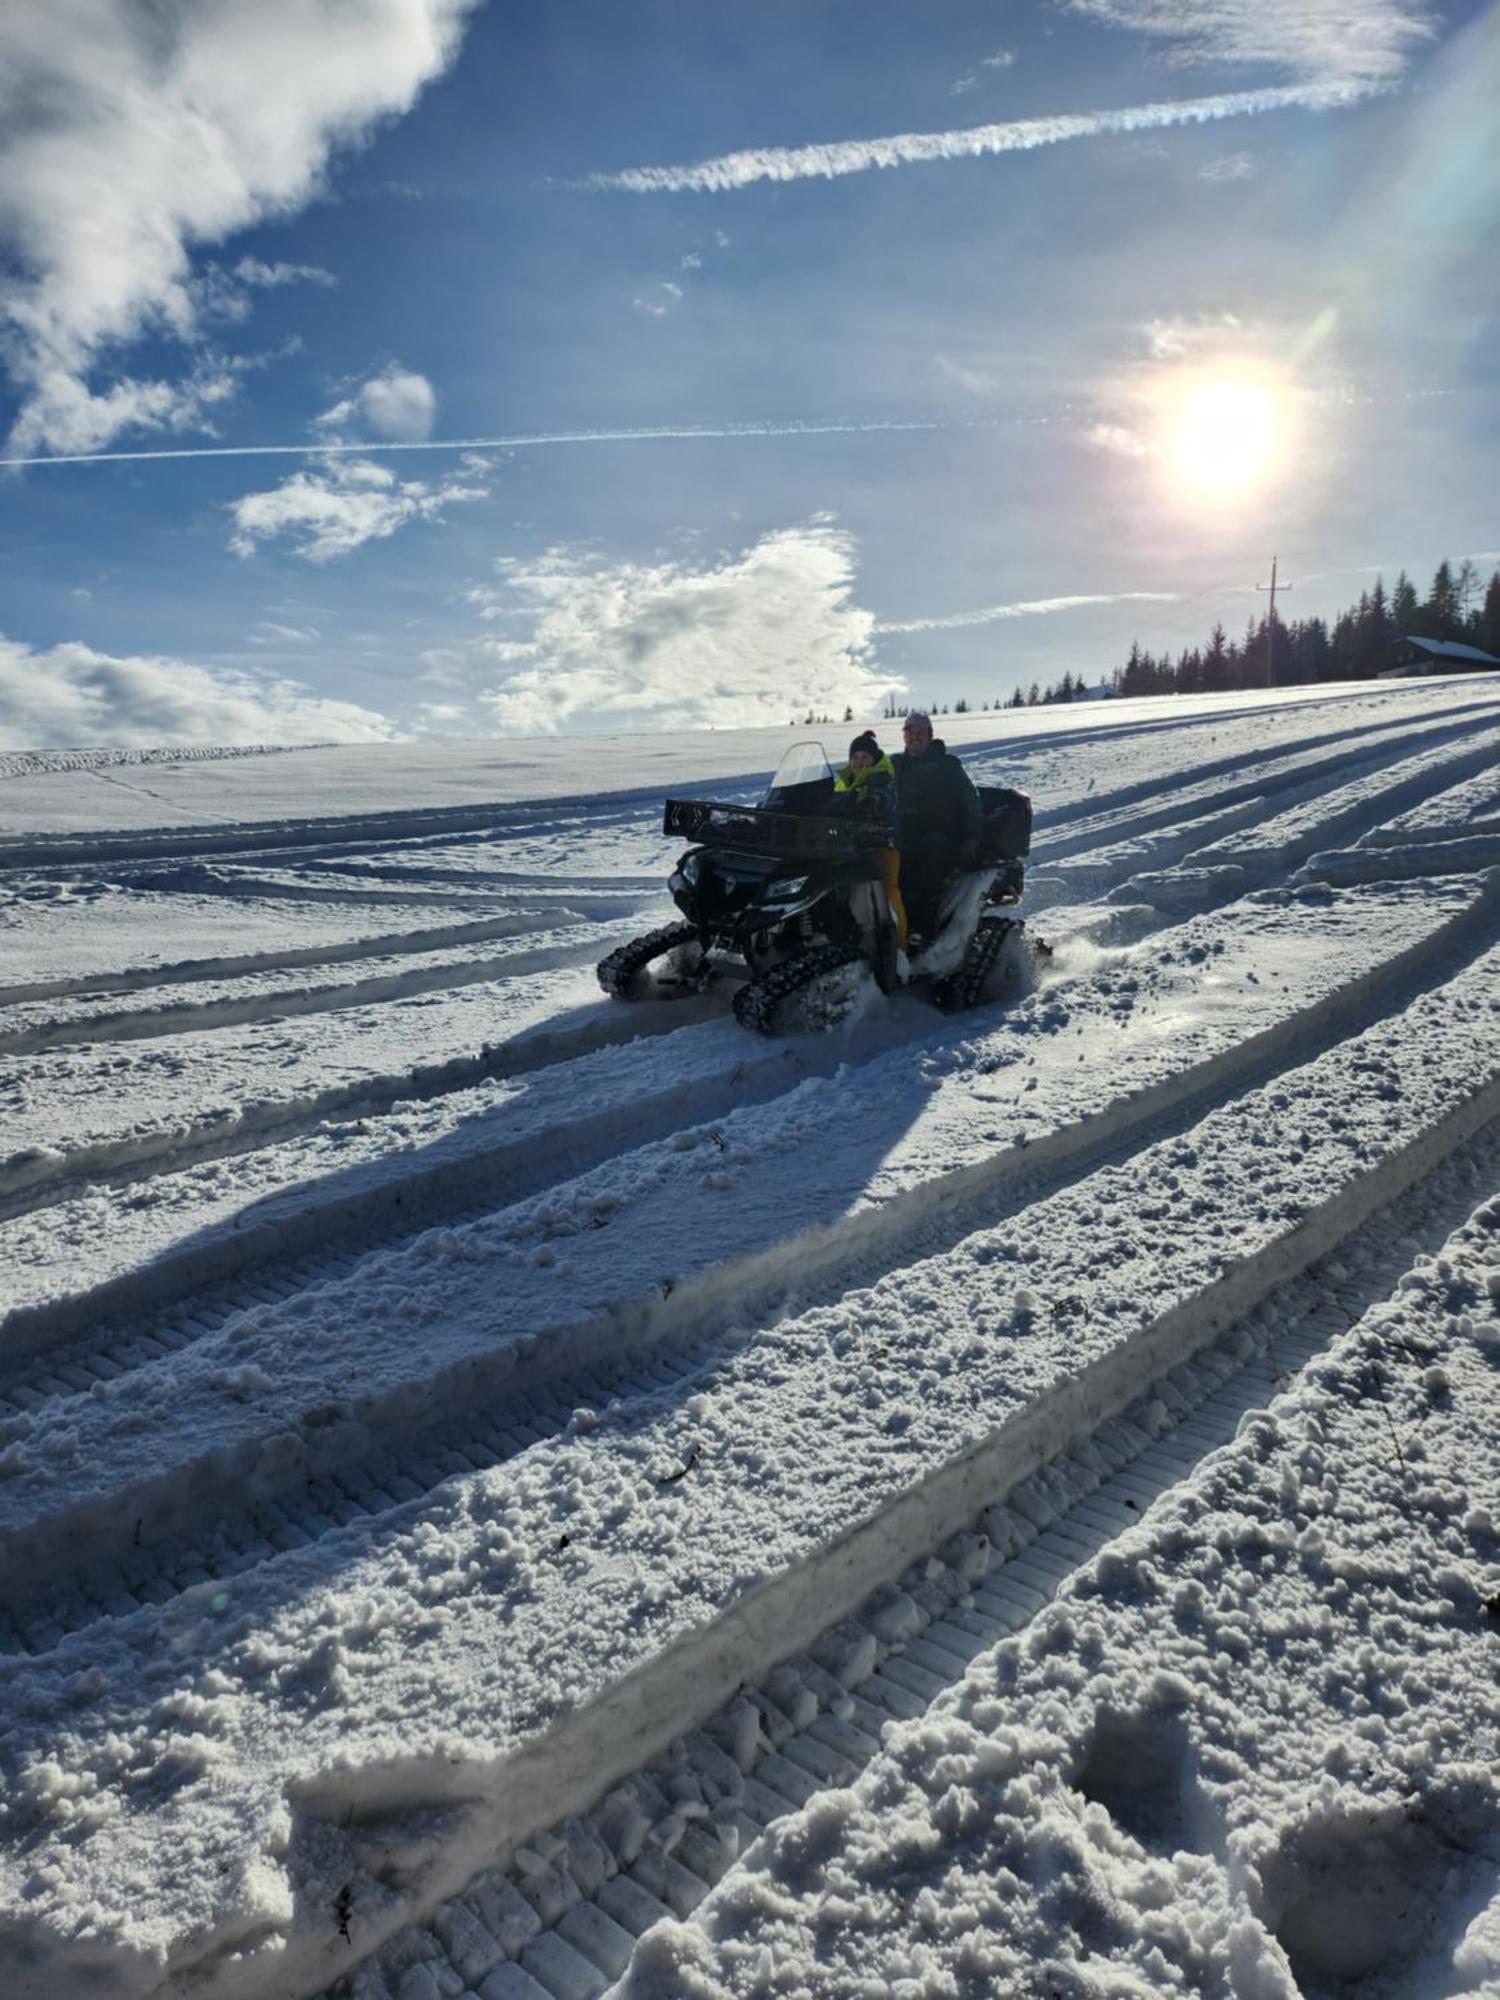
[1, 678, 1499, 2000]
[625, 1194, 1500, 2000]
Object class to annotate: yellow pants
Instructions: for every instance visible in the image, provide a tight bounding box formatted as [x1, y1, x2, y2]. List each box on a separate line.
[874, 847, 909, 951]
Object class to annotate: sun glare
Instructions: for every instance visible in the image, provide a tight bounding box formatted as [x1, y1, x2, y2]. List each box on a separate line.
[1173, 381, 1277, 494]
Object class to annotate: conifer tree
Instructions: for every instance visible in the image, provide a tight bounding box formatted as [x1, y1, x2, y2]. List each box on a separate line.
[1479, 572, 1500, 658]
[1426, 560, 1461, 639]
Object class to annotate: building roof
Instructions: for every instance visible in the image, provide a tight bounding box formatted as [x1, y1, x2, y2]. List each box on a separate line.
[1400, 634, 1500, 665]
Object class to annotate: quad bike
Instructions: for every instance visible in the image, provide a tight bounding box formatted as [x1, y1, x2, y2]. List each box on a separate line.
[597, 741, 1042, 1035]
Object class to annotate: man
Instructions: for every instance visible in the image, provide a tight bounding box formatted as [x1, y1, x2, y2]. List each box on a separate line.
[891, 711, 983, 944]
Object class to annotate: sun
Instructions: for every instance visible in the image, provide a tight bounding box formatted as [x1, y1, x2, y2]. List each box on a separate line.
[1173, 381, 1277, 493]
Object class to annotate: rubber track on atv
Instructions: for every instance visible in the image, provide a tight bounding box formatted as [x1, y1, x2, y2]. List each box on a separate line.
[732, 941, 866, 1035]
[597, 921, 702, 999]
[934, 915, 1024, 1013]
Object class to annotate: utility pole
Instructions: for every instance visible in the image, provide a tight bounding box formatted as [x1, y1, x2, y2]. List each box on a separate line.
[1256, 556, 1293, 686]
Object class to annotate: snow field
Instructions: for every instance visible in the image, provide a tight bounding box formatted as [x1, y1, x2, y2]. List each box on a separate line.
[3, 681, 1480, 844]
[0, 873, 1484, 1589]
[348, 1116, 1500, 2000]
[630, 1185, 1500, 2000]
[3, 681, 1500, 2000]
[2, 906, 1498, 1999]
[0, 918, 638, 1057]
[0, 943, 657, 1210]
[0, 883, 567, 1003]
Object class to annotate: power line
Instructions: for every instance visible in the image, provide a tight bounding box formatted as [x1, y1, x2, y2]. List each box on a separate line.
[1255, 556, 1294, 686]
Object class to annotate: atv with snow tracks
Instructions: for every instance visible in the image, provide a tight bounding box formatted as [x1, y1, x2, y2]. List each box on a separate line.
[596, 742, 1041, 1035]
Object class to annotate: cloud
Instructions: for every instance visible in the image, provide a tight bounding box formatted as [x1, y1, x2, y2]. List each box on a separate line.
[250, 621, 321, 644]
[879, 590, 1178, 634]
[592, 0, 1429, 196]
[0, 633, 395, 749]
[589, 79, 1378, 194]
[953, 49, 1016, 94]
[1144, 312, 1246, 360]
[1064, 0, 1432, 87]
[1199, 151, 1259, 180]
[1084, 421, 1152, 456]
[228, 452, 488, 561]
[6, 351, 256, 460]
[474, 520, 896, 734]
[0, 0, 477, 457]
[234, 258, 337, 291]
[315, 364, 438, 442]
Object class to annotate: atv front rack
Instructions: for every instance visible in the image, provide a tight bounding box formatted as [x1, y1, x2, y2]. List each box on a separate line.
[664, 797, 895, 863]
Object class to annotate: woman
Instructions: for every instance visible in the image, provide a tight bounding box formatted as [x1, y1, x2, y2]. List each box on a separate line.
[834, 730, 908, 954]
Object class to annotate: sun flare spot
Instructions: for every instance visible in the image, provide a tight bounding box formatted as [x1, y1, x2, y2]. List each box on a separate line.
[1173, 381, 1277, 493]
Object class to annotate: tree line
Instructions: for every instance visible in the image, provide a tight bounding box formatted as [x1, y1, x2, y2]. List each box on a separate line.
[790, 559, 1500, 728]
[1020, 558, 1500, 707]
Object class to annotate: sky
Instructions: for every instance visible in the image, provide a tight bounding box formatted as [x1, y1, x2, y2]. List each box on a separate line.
[0, 0, 1497, 746]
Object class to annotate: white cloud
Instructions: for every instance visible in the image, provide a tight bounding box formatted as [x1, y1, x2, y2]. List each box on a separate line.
[473, 521, 896, 734]
[229, 453, 488, 562]
[1199, 151, 1259, 180]
[983, 49, 1018, 68]
[313, 364, 438, 442]
[0, 633, 394, 749]
[8, 353, 252, 459]
[234, 258, 336, 291]
[590, 79, 1378, 194]
[951, 73, 980, 95]
[593, 0, 1428, 196]
[934, 353, 1001, 396]
[250, 621, 320, 644]
[1144, 312, 1246, 359]
[879, 590, 1177, 634]
[0, 0, 477, 457]
[1064, 0, 1432, 86]
[1084, 421, 1152, 456]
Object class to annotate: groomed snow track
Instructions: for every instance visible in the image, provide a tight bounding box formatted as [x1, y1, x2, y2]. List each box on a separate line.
[1, 682, 1499, 2000]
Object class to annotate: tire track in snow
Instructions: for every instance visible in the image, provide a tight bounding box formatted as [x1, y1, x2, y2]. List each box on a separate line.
[1036, 723, 1500, 923]
[0, 919, 643, 1057]
[1037, 702, 1500, 864]
[8, 718, 1487, 1216]
[3, 878, 1495, 1640]
[2, 759, 1490, 1395]
[4, 739, 1491, 1403]
[0, 907, 621, 1010]
[334, 1112, 1500, 2000]
[0, 953, 725, 1224]
[0, 1000, 913, 1401]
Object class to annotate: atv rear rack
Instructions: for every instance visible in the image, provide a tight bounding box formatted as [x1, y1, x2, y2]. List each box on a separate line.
[663, 797, 895, 863]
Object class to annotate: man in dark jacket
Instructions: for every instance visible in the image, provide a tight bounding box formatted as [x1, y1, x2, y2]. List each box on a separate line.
[891, 711, 983, 943]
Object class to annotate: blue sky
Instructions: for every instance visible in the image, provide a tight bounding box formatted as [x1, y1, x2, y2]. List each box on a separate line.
[1, 0, 1496, 744]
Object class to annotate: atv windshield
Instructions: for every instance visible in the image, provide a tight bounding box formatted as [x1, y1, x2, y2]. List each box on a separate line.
[763, 741, 835, 813]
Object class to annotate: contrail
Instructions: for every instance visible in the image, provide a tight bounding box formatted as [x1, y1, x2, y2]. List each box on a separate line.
[879, 591, 1181, 634]
[589, 79, 1377, 193]
[1, 416, 960, 471]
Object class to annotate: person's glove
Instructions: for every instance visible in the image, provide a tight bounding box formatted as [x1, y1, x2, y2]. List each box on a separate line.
[957, 839, 980, 867]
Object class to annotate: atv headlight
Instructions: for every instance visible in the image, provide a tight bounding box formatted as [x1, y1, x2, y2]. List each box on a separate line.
[765, 874, 811, 902]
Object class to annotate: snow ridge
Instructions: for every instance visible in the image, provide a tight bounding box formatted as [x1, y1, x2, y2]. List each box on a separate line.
[2, 682, 1500, 2000]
